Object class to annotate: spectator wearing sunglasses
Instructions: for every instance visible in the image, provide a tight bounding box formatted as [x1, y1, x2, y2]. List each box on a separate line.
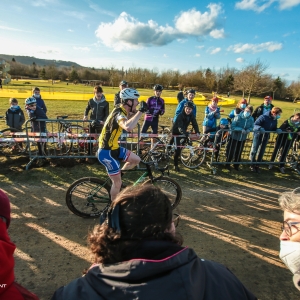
[279, 188, 300, 292]
[52, 185, 257, 300]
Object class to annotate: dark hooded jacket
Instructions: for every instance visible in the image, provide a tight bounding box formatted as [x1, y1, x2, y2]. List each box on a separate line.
[51, 241, 256, 300]
[172, 108, 200, 136]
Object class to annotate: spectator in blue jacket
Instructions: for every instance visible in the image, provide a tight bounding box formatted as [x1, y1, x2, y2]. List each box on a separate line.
[250, 107, 282, 173]
[32, 87, 47, 113]
[202, 96, 221, 133]
[173, 89, 196, 122]
[228, 98, 248, 124]
[226, 105, 254, 171]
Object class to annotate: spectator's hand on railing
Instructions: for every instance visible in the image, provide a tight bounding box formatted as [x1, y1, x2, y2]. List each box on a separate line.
[276, 129, 282, 134]
[83, 116, 88, 121]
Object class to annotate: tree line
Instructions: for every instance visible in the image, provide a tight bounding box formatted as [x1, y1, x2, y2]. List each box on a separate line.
[6, 58, 300, 101]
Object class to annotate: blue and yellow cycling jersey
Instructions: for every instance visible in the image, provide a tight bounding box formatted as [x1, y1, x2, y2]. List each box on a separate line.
[98, 106, 128, 150]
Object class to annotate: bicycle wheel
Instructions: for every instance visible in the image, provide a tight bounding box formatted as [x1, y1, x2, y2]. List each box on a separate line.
[143, 177, 182, 209]
[66, 177, 111, 218]
[0, 128, 24, 157]
[181, 142, 206, 169]
[139, 137, 165, 163]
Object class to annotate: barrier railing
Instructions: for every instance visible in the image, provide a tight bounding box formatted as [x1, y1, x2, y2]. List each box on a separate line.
[1, 119, 299, 175]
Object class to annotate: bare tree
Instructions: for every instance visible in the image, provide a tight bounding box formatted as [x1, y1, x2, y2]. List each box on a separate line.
[289, 81, 300, 102]
[234, 59, 269, 103]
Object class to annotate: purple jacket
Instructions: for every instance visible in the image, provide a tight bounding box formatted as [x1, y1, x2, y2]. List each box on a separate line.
[144, 96, 165, 122]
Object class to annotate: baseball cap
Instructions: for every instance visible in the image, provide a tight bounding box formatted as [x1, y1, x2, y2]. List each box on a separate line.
[119, 80, 128, 86]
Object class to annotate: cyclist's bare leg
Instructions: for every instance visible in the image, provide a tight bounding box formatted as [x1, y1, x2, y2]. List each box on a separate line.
[109, 152, 140, 201]
[109, 173, 122, 201]
[121, 151, 141, 171]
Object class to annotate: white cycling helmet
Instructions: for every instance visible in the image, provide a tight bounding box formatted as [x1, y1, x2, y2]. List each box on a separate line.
[120, 88, 140, 104]
[25, 97, 37, 105]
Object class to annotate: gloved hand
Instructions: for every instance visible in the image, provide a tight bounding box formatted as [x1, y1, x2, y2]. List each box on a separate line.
[245, 129, 250, 134]
[276, 128, 282, 134]
[260, 128, 265, 134]
[138, 101, 148, 113]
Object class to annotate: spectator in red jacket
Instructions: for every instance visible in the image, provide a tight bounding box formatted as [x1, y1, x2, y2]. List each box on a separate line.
[0, 189, 39, 300]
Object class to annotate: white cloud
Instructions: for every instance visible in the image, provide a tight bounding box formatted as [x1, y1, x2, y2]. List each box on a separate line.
[163, 54, 168, 58]
[209, 28, 225, 39]
[235, 0, 275, 12]
[31, 0, 59, 7]
[35, 47, 61, 55]
[95, 6, 225, 51]
[73, 47, 90, 52]
[279, 0, 300, 9]
[227, 42, 282, 53]
[68, 29, 74, 32]
[196, 45, 205, 49]
[95, 12, 180, 51]
[88, 2, 116, 17]
[0, 25, 30, 32]
[175, 4, 223, 35]
[64, 11, 86, 20]
[209, 47, 221, 54]
[236, 57, 244, 63]
[195, 53, 201, 57]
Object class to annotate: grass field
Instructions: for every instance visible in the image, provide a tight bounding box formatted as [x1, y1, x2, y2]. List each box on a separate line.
[1, 82, 300, 299]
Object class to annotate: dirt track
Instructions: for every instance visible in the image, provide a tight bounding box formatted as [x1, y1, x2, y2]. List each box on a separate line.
[1, 170, 298, 300]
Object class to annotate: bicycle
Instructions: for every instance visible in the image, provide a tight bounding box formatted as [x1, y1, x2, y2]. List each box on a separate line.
[139, 131, 206, 169]
[65, 161, 182, 218]
[43, 116, 92, 156]
[285, 137, 300, 174]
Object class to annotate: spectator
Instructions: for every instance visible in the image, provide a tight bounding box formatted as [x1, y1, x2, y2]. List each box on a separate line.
[252, 96, 274, 121]
[114, 80, 128, 107]
[173, 89, 196, 122]
[278, 187, 300, 292]
[177, 89, 184, 103]
[250, 107, 282, 173]
[0, 189, 39, 300]
[83, 86, 109, 159]
[227, 91, 230, 97]
[204, 118, 229, 162]
[25, 97, 48, 163]
[228, 98, 248, 124]
[171, 101, 200, 172]
[32, 87, 47, 113]
[269, 113, 300, 173]
[5, 98, 25, 131]
[202, 96, 221, 133]
[51, 184, 257, 300]
[0, 78, 2, 89]
[141, 84, 165, 135]
[226, 105, 254, 171]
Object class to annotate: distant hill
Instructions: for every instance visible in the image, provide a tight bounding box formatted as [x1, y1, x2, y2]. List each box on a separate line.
[0, 54, 82, 68]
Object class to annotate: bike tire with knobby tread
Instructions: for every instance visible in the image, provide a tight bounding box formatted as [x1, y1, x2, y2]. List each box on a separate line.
[143, 176, 182, 209]
[66, 177, 111, 218]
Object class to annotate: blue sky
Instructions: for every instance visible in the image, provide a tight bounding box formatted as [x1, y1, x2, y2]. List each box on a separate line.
[1, 0, 300, 82]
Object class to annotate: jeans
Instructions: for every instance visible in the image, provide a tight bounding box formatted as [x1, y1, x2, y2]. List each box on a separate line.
[250, 133, 269, 165]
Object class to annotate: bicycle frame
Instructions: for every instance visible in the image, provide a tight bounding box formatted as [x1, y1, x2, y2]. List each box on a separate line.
[90, 163, 169, 203]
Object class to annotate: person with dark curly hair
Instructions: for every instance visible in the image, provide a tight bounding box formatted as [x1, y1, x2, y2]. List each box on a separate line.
[51, 185, 257, 300]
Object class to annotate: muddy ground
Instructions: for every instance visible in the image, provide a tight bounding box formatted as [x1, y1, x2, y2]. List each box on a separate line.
[1, 159, 300, 300]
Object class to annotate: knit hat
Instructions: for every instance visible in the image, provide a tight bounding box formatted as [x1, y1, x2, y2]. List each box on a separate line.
[0, 189, 11, 228]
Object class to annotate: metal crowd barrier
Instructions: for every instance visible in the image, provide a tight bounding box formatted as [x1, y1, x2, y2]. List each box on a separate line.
[1, 119, 299, 175]
[206, 129, 300, 174]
